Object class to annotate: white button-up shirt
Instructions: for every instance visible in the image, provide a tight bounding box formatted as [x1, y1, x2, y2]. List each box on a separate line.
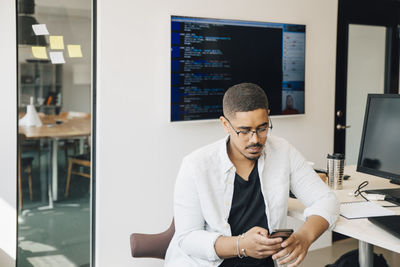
[165, 135, 340, 267]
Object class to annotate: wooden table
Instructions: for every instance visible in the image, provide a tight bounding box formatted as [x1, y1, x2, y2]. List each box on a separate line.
[288, 165, 400, 267]
[19, 113, 91, 205]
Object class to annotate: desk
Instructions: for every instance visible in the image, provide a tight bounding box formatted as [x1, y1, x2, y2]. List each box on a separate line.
[19, 114, 91, 205]
[288, 165, 400, 267]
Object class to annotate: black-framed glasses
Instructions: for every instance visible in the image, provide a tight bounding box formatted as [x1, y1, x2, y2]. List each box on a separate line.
[224, 116, 273, 140]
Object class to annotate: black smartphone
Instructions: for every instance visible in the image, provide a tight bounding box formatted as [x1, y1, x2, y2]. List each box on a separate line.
[268, 229, 294, 240]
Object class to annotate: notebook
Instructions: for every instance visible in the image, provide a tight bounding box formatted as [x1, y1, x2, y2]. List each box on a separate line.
[340, 201, 395, 219]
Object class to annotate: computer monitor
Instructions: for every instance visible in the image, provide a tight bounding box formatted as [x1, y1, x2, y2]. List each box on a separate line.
[357, 94, 400, 204]
[171, 16, 306, 121]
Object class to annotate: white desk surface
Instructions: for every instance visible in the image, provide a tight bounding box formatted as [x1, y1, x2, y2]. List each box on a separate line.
[288, 165, 400, 253]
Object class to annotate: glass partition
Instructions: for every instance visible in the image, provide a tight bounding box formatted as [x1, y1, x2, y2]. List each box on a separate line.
[17, 0, 93, 266]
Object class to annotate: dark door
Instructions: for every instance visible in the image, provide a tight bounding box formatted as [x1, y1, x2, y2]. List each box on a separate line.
[334, 0, 400, 164]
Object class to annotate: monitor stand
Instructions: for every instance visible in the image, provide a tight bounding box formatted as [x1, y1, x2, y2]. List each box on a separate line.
[365, 188, 400, 206]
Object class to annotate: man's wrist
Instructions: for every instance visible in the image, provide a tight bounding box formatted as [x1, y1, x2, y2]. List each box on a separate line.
[297, 215, 329, 246]
[237, 234, 247, 258]
[215, 235, 242, 259]
[294, 229, 314, 247]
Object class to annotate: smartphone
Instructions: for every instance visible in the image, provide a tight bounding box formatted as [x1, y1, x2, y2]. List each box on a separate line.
[268, 229, 294, 240]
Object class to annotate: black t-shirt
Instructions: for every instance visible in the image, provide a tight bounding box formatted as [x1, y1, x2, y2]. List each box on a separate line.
[219, 161, 274, 267]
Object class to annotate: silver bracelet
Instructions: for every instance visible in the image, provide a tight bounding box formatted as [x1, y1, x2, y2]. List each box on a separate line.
[241, 247, 248, 257]
[236, 235, 244, 258]
[237, 234, 247, 258]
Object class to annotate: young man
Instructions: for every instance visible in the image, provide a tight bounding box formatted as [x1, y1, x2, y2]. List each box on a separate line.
[165, 83, 339, 267]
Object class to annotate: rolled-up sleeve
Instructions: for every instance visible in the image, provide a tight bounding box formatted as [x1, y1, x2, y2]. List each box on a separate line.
[289, 145, 340, 230]
[173, 157, 222, 261]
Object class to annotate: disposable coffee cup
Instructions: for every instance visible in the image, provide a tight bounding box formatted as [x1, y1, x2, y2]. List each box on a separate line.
[327, 153, 345, 190]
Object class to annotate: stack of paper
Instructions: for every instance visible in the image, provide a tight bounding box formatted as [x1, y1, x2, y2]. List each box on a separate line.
[340, 201, 395, 219]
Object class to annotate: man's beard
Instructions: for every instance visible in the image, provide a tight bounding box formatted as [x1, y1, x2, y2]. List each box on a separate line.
[244, 154, 261, 161]
[243, 143, 263, 161]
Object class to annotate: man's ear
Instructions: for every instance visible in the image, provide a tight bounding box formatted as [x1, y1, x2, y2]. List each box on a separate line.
[268, 109, 271, 115]
[219, 116, 230, 134]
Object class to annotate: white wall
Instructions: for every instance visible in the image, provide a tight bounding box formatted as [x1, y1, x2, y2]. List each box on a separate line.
[0, 1, 16, 267]
[96, 0, 338, 266]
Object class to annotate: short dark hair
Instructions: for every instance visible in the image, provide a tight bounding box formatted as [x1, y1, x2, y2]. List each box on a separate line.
[222, 83, 269, 119]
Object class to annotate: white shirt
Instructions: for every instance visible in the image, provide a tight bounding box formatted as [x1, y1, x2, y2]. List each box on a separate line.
[165, 135, 340, 267]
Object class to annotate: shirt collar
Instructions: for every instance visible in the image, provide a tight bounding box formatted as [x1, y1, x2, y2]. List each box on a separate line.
[220, 135, 234, 174]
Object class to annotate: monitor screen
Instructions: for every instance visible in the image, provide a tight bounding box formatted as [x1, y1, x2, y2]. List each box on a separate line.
[357, 94, 400, 183]
[171, 16, 306, 121]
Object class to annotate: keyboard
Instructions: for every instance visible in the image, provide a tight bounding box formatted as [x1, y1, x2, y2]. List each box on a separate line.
[365, 188, 400, 205]
[368, 215, 400, 239]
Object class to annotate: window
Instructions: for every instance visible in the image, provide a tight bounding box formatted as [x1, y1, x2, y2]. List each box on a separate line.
[17, 0, 94, 266]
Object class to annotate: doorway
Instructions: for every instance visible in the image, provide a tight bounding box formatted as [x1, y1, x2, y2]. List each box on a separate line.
[334, 0, 400, 163]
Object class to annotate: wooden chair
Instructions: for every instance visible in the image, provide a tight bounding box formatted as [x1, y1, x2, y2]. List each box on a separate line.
[18, 157, 35, 211]
[60, 139, 79, 167]
[18, 134, 39, 211]
[130, 219, 175, 259]
[58, 112, 90, 170]
[19, 134, 41, 182]
[65, 153, 91, 197]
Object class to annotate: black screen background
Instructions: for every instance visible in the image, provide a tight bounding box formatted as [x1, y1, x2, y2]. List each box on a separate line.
[171, 21, 283, 121]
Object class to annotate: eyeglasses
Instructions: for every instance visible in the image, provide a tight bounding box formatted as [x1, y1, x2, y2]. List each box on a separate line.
[224, 117, 273, 140]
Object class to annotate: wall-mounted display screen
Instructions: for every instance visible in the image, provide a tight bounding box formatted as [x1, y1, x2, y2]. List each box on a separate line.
[171, 16, 306, 121]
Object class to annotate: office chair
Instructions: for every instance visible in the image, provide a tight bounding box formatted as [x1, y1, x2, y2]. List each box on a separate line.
[130, 219, 175, 259]
[64, 153, 90, 197]
[129, 173, 327, 260]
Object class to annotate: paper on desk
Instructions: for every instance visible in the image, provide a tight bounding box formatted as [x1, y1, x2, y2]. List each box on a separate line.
[49, 52, 65, 64]
[67, 45, 83, 58]
[32, 46, 48, 59]
[340, 201, 395, 219]
[67, 111, 88, 119]
[50, 36, 64, 50]
[32, 24, 49, 35]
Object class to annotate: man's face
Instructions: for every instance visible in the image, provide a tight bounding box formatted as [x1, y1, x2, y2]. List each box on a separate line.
[221, 108, 270, 161]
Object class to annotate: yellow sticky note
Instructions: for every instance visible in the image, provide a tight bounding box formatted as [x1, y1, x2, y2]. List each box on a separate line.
[31, 46, 48, 59]
[67, 45, 83, 58]
[50, 36, 64, 50]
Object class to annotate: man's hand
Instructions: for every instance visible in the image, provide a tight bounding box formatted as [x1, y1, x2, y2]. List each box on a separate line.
[271, 215, 330, 267]
[240, 226, 283, 259]
[215, 226, 283, 259]
[271, 231, 312, 267]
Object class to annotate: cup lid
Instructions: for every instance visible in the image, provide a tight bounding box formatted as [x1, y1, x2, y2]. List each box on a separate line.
[327, 153, 345, 159]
